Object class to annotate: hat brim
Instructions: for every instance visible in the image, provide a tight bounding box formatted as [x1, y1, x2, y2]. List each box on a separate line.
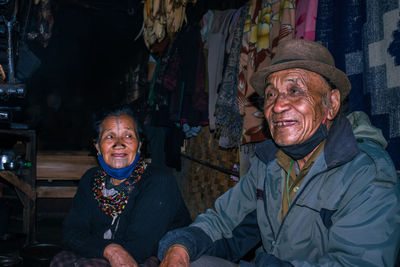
[250, 60, 351, 101]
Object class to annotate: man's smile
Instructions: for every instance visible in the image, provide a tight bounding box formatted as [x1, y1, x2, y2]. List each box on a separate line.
[272, 119, 297, 128]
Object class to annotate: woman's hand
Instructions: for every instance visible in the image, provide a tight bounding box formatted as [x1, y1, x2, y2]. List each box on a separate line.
[160, 245, 190, 267]
[103, 243, 139, 267]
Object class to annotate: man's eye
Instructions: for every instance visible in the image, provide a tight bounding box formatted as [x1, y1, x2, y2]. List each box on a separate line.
[105, 135, 113, 139]
[289, 87, 300, 94]
[265, 91, 275, 99]
[125, 134, 132, 138]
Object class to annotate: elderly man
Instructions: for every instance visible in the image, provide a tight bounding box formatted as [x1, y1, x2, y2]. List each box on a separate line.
[158, 39, 400, 266]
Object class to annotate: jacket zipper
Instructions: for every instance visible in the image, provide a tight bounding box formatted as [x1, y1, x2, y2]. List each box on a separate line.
[268, 167, 332, 252]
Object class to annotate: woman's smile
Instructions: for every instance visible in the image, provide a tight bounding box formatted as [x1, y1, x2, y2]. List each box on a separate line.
[95, 114, 139, 169]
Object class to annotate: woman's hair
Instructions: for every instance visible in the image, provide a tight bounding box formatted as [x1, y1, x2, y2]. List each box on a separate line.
[93, 106, 141, 144]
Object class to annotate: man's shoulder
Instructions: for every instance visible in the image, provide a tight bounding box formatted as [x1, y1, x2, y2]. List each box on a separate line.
[350, 139, 397, 186]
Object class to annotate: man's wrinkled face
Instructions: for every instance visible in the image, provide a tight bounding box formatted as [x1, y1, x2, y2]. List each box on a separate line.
[264, 68, 330, 146]
[95, 114, 139, 169]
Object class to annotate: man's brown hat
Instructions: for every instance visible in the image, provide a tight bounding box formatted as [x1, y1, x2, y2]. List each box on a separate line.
[250, 39, 351, 101]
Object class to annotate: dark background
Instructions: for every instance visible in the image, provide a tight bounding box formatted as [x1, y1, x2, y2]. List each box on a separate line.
[20, 0, 248, 150]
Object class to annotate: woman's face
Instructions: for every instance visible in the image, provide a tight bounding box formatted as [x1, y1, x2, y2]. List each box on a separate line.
[95, 114, 139, 169]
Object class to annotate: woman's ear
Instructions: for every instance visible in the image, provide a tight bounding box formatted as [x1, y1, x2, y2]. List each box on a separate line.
[94, 142, 101, 155]
[327, 89, 341, 120]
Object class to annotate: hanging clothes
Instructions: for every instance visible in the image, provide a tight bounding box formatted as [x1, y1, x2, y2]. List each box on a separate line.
[200, 10, 214, 44]
[143, 0, 198, 48]
[207, 9, 237, 130]
[151, 24, 207, 127]
[170, 24, 208, 126]
[215, 4, 248, 149]
[27, 0, 54, 47]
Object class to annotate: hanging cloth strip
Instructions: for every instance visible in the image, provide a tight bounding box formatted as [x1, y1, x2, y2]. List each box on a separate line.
[215, 3, 249, 148]
[294, 0, 318, 40]
[207, 9, 237, 130]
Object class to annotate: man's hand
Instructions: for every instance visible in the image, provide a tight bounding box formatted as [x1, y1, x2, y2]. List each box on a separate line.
[103, 243, 139, 267]
[160, 245, 190, 267]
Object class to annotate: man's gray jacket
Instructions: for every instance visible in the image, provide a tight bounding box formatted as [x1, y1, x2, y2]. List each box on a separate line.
[158, 112, 400, 266]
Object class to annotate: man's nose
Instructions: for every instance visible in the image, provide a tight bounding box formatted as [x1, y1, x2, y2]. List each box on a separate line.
[272, 93, 290, 113]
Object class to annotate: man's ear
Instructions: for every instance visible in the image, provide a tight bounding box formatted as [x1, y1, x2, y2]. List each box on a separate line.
[327, 89, 341, 120]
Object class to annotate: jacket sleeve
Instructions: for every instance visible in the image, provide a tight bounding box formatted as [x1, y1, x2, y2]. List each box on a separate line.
[62, 168, 113, 258]
[158, 156, 264, 262]
[290, 160, 400, 266]
[112, 168, 192, 264]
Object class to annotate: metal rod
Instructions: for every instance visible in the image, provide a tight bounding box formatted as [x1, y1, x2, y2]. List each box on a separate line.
[181, 153, 239, 177]
[6, 17, 16, 84]
[22, 0, 33, 42]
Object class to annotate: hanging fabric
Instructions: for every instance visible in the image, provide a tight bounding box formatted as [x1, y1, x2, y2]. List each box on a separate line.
[27, 0, 54, 47]
[238, 0, 296, 145]
[215, 4, 248, 149]
[294, 0, 318, 40]
[143, 0, 198, 48]
[315, 0, 400, 170]
[207, 9, 237, 130]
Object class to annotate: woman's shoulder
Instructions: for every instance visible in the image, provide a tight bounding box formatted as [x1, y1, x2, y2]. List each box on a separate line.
[142, 164, 177, 188]
[145, 164, 172, 177]
[79, 166, 101, 184]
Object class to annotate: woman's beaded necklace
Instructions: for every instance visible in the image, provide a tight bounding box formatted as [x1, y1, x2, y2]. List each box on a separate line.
[92, 158, 147, 216]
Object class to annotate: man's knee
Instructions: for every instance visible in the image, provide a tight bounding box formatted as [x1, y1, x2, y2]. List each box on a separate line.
[190, 255, 238, 267]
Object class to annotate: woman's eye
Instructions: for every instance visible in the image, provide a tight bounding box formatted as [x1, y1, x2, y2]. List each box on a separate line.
[105, 135, 113, 139]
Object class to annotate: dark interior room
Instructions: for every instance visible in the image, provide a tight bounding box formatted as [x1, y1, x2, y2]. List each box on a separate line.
[0, 0, 399, 266]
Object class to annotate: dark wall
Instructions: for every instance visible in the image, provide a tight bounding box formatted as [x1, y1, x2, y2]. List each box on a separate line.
[25, 0, 146, 149]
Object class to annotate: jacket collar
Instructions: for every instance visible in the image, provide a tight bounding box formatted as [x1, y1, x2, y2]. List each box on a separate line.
[255, 114, 359, 169]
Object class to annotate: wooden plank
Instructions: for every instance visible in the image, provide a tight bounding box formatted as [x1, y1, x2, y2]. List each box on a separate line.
[0, 170, 36, 200]
[37, 151, 98, 181]
[36, 186, 77, 198]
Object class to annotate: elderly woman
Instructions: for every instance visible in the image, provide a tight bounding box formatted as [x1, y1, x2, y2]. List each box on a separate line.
[51, 107, 191, 267]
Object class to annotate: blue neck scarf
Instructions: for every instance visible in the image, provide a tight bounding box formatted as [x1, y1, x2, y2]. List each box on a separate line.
[278, 123, 328, 160]
[98, 152, 141, 180]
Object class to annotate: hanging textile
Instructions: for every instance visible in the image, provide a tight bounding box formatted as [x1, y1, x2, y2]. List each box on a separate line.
[315, 0, 400, 170]
[167, 25, 207, 126]
[215, 4, 248, 148]
[27, 0, 54, 47]
[151, 24, 207, 127]
[200, 10, 214, 44]
[294, 0, 318, 40]
[238, 0, 296, 145]
[143, 0, 197, 48]
[207, 9, 237, 130]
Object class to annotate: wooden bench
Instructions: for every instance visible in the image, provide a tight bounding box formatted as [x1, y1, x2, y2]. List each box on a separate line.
[36, 151, 98, 198]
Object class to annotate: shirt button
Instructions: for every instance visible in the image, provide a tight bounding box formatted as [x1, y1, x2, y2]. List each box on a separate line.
[271, 241, 276, 246]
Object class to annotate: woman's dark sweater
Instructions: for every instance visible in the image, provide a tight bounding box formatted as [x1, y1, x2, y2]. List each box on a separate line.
[62, 164, 191, 264]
